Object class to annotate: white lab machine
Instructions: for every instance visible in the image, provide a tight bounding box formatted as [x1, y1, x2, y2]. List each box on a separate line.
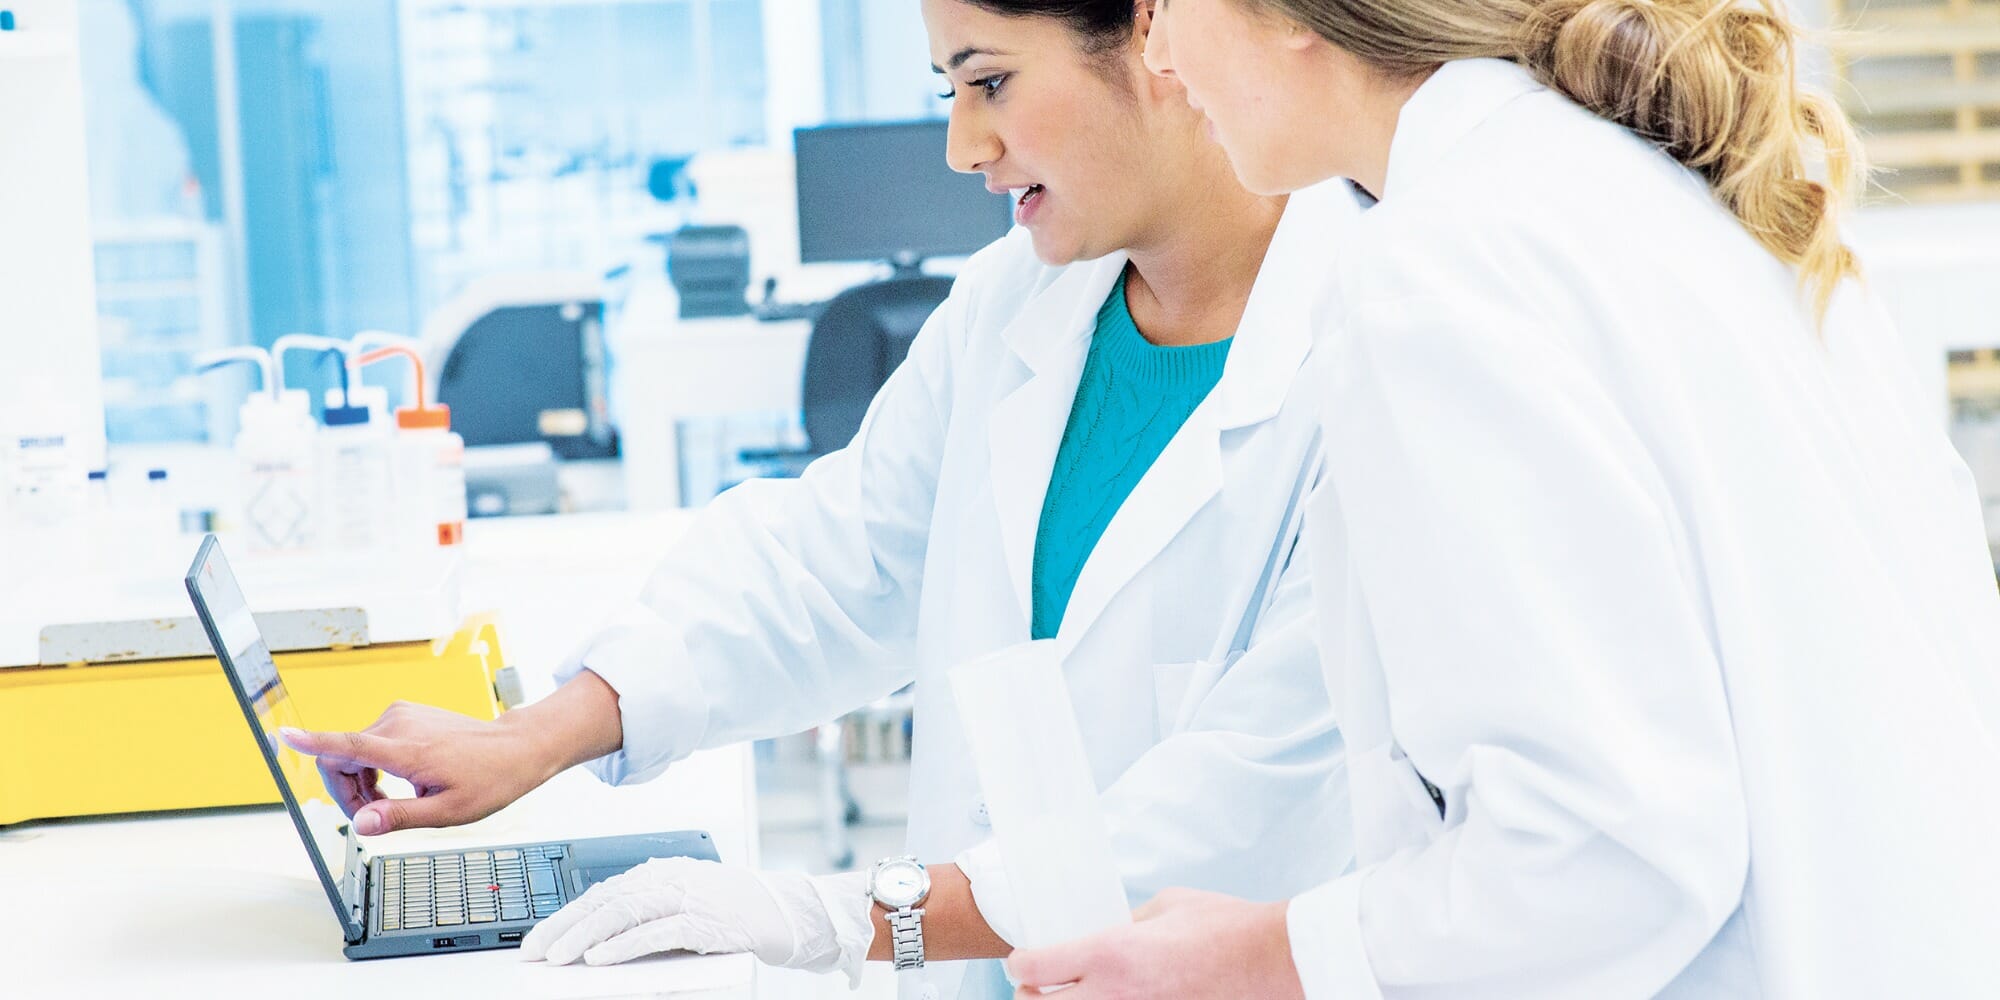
[0, 1, 108, 529]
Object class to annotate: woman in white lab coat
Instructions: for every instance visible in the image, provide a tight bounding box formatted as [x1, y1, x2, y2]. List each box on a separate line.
[1005, 1, 2000, 998]
[283, 2, 1362, 997]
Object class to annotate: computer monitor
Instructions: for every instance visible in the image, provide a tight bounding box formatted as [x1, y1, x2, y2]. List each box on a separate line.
[794, 119, 1015, 269]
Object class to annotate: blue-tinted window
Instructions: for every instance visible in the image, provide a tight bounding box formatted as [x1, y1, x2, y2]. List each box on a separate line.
[80, 0, 770, 444]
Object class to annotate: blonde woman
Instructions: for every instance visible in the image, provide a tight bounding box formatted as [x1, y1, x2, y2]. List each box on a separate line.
[1006, 0, 2000, 997]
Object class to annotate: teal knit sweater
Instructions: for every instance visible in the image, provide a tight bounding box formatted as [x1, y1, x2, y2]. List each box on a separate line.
[1031, 276, 1233, 640]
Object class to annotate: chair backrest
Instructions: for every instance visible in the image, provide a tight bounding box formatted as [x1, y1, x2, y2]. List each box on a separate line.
[800, 275, 954, 454]
[434, 297, 617, 460]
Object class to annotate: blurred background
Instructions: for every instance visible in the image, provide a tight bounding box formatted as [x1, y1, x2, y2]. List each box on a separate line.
[51, 0, 2000, 870]
[7, 4, 2000, 992]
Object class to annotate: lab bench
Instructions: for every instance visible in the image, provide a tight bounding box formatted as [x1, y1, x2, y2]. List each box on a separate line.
[0, 510, 769, 999]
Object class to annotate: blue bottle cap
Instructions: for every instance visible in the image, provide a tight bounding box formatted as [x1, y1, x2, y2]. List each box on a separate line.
[88, 469, 109, 481]
[324, 404, 372, 427]
[147, 468, 169, 481]
[1, 11, 16, 32]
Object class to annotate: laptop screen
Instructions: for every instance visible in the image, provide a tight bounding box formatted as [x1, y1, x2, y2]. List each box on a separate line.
[185, 536, 365, 941]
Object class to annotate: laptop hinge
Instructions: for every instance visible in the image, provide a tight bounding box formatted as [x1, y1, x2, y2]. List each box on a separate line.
[341, 826, 369, 940]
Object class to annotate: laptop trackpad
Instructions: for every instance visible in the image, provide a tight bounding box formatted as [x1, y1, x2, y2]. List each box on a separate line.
[570, 867, 637, 895]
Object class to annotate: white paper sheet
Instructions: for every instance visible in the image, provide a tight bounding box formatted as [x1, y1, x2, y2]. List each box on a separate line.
[949, 640, 1131, 949]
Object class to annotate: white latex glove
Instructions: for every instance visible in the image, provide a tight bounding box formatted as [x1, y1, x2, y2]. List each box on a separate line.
[520, 857, 875, 986]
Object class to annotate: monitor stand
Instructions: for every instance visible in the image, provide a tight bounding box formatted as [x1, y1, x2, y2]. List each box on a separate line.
[887, 251, 927, 280]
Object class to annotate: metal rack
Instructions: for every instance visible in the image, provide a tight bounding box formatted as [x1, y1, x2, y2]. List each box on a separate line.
[92, 221, 234, 444]
[1829, 0, 2000, 201]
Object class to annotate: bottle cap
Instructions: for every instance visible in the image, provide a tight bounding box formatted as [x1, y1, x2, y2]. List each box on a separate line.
[324, 404, 372, 427]
[396, 405, 452, 431]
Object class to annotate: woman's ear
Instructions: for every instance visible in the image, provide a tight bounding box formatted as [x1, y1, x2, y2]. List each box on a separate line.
[1282, 14, 1317, 52]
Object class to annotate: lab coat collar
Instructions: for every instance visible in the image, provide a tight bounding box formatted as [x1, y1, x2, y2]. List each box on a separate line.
[997, 250, 1130, 376]
[1054, 183, 1357, 645]
[1383, 58, 1545, 199]
[1206, 178, 1358, 430]
[988, 251, 1129, 628]
[988, 185, 1353, 641]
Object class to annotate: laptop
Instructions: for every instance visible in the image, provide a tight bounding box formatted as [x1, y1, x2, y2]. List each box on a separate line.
[185, 534, 720, 959]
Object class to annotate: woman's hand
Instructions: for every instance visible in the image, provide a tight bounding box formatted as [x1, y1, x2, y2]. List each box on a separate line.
[279, 670, 624, 834]
[522, 857, 875, 985]
[1006, 888, 1306, 1000]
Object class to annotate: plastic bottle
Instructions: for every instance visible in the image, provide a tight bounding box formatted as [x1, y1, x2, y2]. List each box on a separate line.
[142, 468, 177, 539]
[84, 468, 111, 515]
[196, 347, 320, 553]
[355, 345, 466, 552]
[311, 346, 396, 554]
[2, 430, 81, 528]
[0, 431, 84, 572]
[81, 468, 113, 568]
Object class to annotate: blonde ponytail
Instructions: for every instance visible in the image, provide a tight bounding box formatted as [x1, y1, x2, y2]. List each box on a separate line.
[1252, 0, 1865, 319]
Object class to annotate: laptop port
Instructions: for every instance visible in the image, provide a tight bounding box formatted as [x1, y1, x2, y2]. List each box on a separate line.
[433, 937, 456, 949]
[499, 931, 524, 944]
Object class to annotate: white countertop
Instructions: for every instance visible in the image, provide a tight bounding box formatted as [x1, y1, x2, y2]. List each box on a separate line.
[1, 509, 768, 999]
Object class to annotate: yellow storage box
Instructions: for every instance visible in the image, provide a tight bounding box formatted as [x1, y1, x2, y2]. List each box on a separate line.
[0, 619, 506, 826]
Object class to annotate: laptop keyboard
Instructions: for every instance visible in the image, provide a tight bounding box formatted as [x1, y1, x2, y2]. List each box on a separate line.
[378, 845, 566, 932]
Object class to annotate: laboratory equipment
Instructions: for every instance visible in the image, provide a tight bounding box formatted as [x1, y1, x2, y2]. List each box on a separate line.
[2, 430, 84, 528]
[667, 224, 754, 319]
[0, 613, 504, 827]
[0, 519, 479, 826]
[793, 120, 1013, 274]
[92, 222, 233, 445]
[272, 333, 349, 401]
[313, 345, 397, 554]
[347, 330, 419, 390]
[139, 467, 176, 537]
[421, 272, 616, 461]
[463, 443, 563, 519]
[739, 275, 952, 478]
[185, 535, 721, 959]
[0, 0, 107, 494]
[197, 347, 320, 553]
[356, 345, 467, 549]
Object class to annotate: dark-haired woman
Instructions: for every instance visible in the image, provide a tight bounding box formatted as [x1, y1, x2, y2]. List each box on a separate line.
[1004, 0, 2000, 997]
[281, 1, 1367, 997]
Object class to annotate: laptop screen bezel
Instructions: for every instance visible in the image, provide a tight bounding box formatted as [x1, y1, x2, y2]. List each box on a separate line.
[184, 534, 368, 944]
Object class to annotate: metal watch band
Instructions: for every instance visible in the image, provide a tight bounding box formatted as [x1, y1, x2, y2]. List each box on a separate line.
[887, 906, 926, 970]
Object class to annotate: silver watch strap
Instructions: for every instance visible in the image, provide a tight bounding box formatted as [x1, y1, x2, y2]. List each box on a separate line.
[887, 906, 926, 970]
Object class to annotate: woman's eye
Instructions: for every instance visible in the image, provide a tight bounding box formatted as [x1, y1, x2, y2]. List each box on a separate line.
[938, 73, 1007, 101]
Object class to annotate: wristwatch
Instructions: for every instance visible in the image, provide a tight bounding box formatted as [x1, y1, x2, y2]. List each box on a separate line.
[868, 855, 931, 971]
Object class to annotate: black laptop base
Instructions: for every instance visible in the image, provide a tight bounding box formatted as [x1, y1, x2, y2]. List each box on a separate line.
[346, 829, 720, 960]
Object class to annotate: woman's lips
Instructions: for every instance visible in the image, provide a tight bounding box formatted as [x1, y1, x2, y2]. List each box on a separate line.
[1013, 184, 1046, 224]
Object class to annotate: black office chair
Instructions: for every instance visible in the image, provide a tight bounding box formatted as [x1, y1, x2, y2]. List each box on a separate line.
[739, 274, 954, 476]
[734, 275, 952, 866]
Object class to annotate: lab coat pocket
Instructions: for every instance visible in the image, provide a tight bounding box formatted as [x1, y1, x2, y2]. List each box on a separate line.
[1153, 660, 1207, 738]
[1349, 741, 1448, 857]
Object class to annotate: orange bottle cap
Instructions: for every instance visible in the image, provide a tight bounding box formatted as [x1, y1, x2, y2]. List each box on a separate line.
[396, 404, 451, 430]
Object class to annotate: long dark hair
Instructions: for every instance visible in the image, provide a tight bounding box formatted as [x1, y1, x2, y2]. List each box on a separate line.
[960, 0, 1136, 53]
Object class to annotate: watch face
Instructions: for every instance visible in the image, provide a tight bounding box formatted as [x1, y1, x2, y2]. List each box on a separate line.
[873, 858, 928, 908]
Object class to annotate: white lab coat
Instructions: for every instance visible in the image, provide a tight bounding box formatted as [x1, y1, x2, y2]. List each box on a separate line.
[561, 181, 1366, 999]
[1288, 59, 2000, 999]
